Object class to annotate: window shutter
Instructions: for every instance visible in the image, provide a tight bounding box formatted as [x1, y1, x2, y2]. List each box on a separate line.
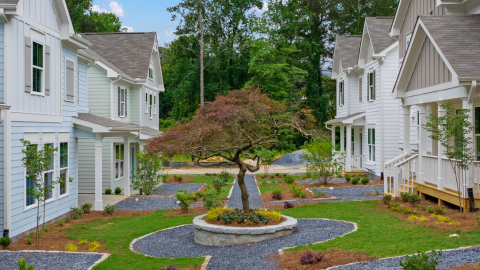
[359, 78, 362, 102]
[125, 89, 128, 117]
[25, 37, 32, 93]
[373, 70, 376, 100]
[66, 60, 75, 101]
[118, 87, 121, 117]
[45, 45, 51, 96]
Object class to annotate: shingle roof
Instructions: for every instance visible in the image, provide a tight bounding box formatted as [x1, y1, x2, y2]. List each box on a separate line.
[75, 113, 141, 131]
[0, 0, 19, 4]
[336, 36, 362, 69]
[365, 17, 397, 54]
[141, 127, 162, 137]
[82, 48, 132, 80]
[80, 32, 157, 80]
[419, 15, 480, 77]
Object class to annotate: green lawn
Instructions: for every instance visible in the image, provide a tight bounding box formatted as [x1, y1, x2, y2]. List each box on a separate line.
[176, 175, 235, 184]
[258, 183, 284, 194]
[65, 200, 480, 270]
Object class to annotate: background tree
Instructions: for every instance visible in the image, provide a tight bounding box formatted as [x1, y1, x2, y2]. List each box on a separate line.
[424, 103, 475, 214]
[147, 89, 312, 212]
[303, 132, 343, 185]
[256, 147, 277, 175]
[66, 0, 122, 33]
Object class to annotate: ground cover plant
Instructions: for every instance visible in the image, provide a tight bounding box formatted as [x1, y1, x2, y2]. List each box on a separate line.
[204, 208, 284, 227]
[258, 182, 331, 202]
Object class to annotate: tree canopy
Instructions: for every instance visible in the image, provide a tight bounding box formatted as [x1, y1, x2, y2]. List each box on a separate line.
[66, 0, 122, 33]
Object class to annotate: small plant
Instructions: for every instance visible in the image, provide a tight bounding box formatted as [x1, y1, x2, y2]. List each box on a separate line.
[70, 206, 85, 220]
[300, 251, 325, 265]
[449, 221, 460, 226]
[205, 208, 235, 221]
[301, 175, 307, 179]
[420, 216, 428, 222]
[399, 251, 442, 270]
[79, 239, 88, 246]
[476, 213, 480, 226]
[436, 215, 450, 223]
[382, 194, 392, 205]
[103, 204, 118, 216]
[408, 215, 419, 221]
[299, 191, 307, 198]
[351, 178, 359, 185]
[426, 206, 434, 214]
[401, 207, 416, 215]
[105, 188, 112, 195]
[284, 175, 295, 185]
[255, 210, 281, 221]
[270, 175, 275, 179]
[44, 221, 50, 232]
[203, 185, 222, 210]
[284, 201, 295, 209]
[345, 174, 351, 182]
[361, 177, 370, 185]
[275, 173, 280, 178]
[18, 258, 36, 270]
[400, 192, 410, 202]
[114, 187, 122, 195]
[27, 232, 33, 245]
[175, 189, 197, 212]
[434, 208, 445, 215]
[271, 193, 283, 200]
[81, 203, 93, 213]
[89, 240, 101, 252]
[212, 177, 227, 194]
[38, 229, 44, 238]
[408, 193, 421, 205]
[289, 184, 304, 197]
[375, 189, 380, 196]
[0, 236, 12, 249]
[66, 216, 71, 222]
[50, 245, 57, 249]
[312, 189, 325, 197]
[65, 242, 78, 251]
[56, 220, 65, 228]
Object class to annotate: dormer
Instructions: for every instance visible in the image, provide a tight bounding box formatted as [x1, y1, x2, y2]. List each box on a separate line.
[331, 36, 362, 80]
[358, 17, 398, 68]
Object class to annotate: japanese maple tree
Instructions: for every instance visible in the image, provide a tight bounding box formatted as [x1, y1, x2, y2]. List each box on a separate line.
[147, 88, 311, 212]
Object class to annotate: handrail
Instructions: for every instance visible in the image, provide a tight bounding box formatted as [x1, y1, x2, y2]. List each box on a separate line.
[385, 152, 410, 166]
[394, 154, 419, 167]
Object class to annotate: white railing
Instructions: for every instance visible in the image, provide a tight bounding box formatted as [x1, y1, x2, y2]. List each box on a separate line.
[422, 155, 438, 185]
[384, 152, 412, 195]
[384, 153, 418, 197]
[441, 158, 461, 193]
[351, 155, 363, 170]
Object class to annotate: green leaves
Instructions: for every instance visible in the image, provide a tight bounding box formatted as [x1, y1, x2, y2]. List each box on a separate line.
[303, 134, 343, 185]
[133, 149, 163, 195]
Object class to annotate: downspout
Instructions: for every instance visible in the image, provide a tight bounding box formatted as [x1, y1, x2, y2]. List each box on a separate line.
[379, 58, 385, 181]
[109, 76, 121, 120]
[2, 11, 11, 237]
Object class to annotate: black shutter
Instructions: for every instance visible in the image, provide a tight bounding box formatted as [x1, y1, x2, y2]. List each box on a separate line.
[118, 87, 121, 116]
[125, 89, 128, 117]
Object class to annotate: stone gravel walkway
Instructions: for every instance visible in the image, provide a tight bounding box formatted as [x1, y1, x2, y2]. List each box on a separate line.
[115, 195, 203, 211]
[308, 185, 383, 203]
[154, 183, 205, 195]
[132, 219, 355, 270]
[228, 174, 262, 209]
[0, 251, 103, 270]
[297, 177, 376, 184]
[329, 246, 480, 270]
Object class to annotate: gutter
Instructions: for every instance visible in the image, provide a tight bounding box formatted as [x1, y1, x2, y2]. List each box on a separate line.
[110, 76, 122, 120]
[3, 15, 11, 237]
[379, 58, 385, 181]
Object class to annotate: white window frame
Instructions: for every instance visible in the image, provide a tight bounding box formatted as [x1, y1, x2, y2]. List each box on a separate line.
[368, 128, 375, 162]
[339, 81, 344, 106]
[59, 141, 69, 198]
[120, 88, 126, 118]
[359, 77, 363, 103]
[149, 94, 153, 119]
[153, 94, 157, 115]
[24, 142, 39, 211]
[145, 92, 148, 114]
[31, 40, 45, 96]
[148, 67, 154, 80]
[368, 72, 375, 102]
[416, 110, 420, 142]
[114, 144, 124, 181]
[43, 142, 56, 203]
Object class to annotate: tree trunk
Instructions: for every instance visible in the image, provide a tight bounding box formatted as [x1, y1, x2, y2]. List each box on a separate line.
[237, 166, 250, 213]
[199, 0, 204, 106]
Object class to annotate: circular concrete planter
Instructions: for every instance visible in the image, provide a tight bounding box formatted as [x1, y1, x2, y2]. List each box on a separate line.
[193, 214, 298, 246]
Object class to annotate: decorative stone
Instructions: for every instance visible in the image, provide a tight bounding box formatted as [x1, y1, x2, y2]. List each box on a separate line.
[193, 214, 298, 246]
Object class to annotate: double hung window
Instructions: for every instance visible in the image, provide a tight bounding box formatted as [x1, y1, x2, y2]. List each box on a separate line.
[368, 129, 376, 162]
[32, 42, 44, 93]
[115, 144, 124, 180]
[59, 142, 68, 196]
[339, 81, 344, 106]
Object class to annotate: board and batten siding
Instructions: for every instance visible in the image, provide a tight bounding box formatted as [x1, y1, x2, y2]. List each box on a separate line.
[399, 0, 446, 58]
[406, 37, 452, 92]
[22, 0, 61, 32]
[9, 18, 61, 116]
[87, 65, 110, 118]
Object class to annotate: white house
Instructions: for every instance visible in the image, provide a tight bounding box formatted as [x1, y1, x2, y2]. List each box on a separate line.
[327, 17, 400, 180]
[0, 0, 92, 239]
[386, 0, 480, 211]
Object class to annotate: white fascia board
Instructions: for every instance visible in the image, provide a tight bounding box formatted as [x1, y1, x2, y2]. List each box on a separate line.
[96, 61, 119, 78]
[390, 0, 411, 37]
[357, 26, 369, 67]
[377, 41, 399, 57]
[144, 83, 161, 92]
[403, 84, 468, 106]
[72, 118, 111, 133]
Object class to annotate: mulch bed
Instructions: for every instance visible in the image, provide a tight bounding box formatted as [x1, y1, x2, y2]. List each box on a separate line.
[271, 250, 376, 270]
[365, 193, 384, 198]
[259, 182, 332, 203]
[446, 264, 480, 270]
[163, 176, 195, 184]
[263, 202, 320, 210]
[204, 216, 287, 227]
[164, 205, 227, 217]
[7, 210, 153, 253]
[304, 180, 384, 188]
[378, 198, 480, 231]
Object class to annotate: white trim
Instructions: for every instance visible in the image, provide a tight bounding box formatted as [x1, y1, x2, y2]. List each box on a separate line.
[119, 88, 126, 118]
[12, 113, 62, 123]
[31, 39, 45, 95]
[114, 143, 125, 181]
[58, 140, 70, 198]
[403, 85, 468, 106]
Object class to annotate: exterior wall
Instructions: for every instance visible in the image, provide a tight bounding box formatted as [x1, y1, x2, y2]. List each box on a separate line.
[0, 22, 3, 234]
[336, 73, 348, 118]
[129, 86, 140, 126]
[406, 37, 452, 92]
[141, 87, 159, 129]
[9, 18, 62, 116]
[22, 0, 61, 32]
[365, 40, 374, 64]
[0, 22, 4, 103]
[87, 65, 110, 118]
[399, 0, 446, 58]
[78, 63, 88, 114]
[146, 54, 158, 88]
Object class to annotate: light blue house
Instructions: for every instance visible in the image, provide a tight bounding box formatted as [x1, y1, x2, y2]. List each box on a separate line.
[0, 0, 93, 239]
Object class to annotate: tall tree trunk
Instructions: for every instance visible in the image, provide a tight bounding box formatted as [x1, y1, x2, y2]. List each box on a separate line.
[236, 166, 250, 212]
[36, 201, 40, 249]
[199, 0, 204, 106]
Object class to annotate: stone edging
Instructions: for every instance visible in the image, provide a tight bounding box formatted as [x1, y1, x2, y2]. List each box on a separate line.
[227, 178, 236, 199]
[324, 245, 480, 269]
[0, 250, 110, 270]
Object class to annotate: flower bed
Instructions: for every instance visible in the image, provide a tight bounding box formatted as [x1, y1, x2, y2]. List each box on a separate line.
[259, 182, 333, 203]
[272, 250, 376, 270]
[202, 208, 285, 227]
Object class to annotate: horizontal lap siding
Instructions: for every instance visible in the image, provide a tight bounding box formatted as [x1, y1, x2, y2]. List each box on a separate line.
[0, 23, 4, 103]
[336, 73, 347, 118]
[0, 23, 4, 233]
[87, 66, 110, 118]
[78, 63, 88, 113]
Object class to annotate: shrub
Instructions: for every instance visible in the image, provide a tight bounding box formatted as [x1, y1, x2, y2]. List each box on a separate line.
[400, 192, 410, 202]
[399, 251, 442, 270]
[18, 258, 36, 270]
[103, 204, 117, 216]
[66, 216, 71, 222]
[78, 239, 88, 246]
[312, 189, 325, 197]
[284, 175, 295, 185]
[351, 178, 359, 185]
[272, 193, 283, 200]
[388, 203, 402, 212]
[345, 174, 351, 182]
[114, 187, 122, 195]
[409, 193, 421, 205]
[212, 177, 227, 194]
[205, 208, 235, 221]
[434, 208, 445, 215]
[57, 220, 65, 227]
[361, 177, 370, 185]
[376, 189, 380, 195]
[408, 215, 419, 221]
[0, 236, 12, 249]
[301, 175, 307, 179]
[300, 251, 325, 265]
[203, 185, 222, 210]
[289, 184, 304, 197]
[299, 191, 307, 198]
[133, 150, 163, 195]
[70, 207, 84, 220]
[219, 171, 233, 182]
[426, 206, 434, 214]
[81, 203, 93, 214]
[89, 240, 101, 252]
[382, 194, 393, 205]
[284, 202, 295, 209]
[27, 232, 33, 245]
[105, 188, 112, 195]
[275, 173, 280, 178]
[436, 215, 450, 223]
[215, 209, 269, 225]
[255, 210, 281, 221]
[65, 242, 78, 251]
[175, 189, 197, 212]
[270, 175, 275, 179]
[195, 191, 204, 198]
[44, 222, 50, 232]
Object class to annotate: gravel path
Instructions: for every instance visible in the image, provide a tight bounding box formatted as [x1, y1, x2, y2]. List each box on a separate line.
[297, 177, 375, 184]
[309, 185, 383, 202]
[272, 150, 307, 167]
[116, 195, 202, 210]
[329, 246, 480, 270]
[132, 219, 355, 270]
[0, 251, 103, 270]
[228, 174, 262, 209]
[154, 183, 205, 195]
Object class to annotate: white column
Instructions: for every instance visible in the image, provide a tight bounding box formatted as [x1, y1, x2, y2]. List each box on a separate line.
[403, 105, 411, 153]
[346, 125, 352, 172]
[94, 134, 103, 211]
[124, 137, 131, 197]
[418, 104, 427, 184]
[463, 98, 474, 194]
[437, 102, 445, 190]
[340, 126, 345, 152]
[331, 126, 335, 151]
[354, 127, 361, 156]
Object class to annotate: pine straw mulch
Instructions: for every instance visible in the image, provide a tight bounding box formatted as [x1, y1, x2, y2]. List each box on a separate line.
[263, 202, 320, 211]
[164, 204, 227, 217]
[302, 180, 384, 188]
[446, 264, 480, 270]
[270, 250, 376, 270]
[259, 182, 333, 203]
[378, 198, 480, 231]
[204, 216, 287, 227]
[162, 176, 195, 184]
[7, 210, 153, 253]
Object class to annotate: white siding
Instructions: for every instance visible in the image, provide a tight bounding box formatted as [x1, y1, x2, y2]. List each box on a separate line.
[22, 0, 61, 32]
[336, 73, 347, 118]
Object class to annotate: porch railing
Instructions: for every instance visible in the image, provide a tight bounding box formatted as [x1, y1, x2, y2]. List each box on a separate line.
[422, 155, 438, 186]
[351, 155, 363, 170]
[384, 153, 418, 197]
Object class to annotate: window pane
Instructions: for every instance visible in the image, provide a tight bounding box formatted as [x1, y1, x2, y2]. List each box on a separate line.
[33, 42, 43, 68]
[121, 89, 125, 102]
[119, 161, 124, 177]
[44, 171, 53, 200]
[60, 142, 68, 168]
[369, 73, 373, 86]
[373, 146, 376, 161]
[60, 168, 67, 195]
[45, 143, 54, 170]
[115, 161, 119, 179]
[372, 129, 375, 144]
[476, 108, 480, 134]
[33, 68, 42, 93]
[26, 170, 36, 206]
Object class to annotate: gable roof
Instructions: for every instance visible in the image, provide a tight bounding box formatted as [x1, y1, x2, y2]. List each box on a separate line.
[0, 0, 19, 4]
[419, 15, 480, 78]
[75, 113, 142, 131]
[336, 36, 362, 69]
[141, 127, 162, 137]
[81, 32, 157, 80]
[365, 17, 397, 54]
